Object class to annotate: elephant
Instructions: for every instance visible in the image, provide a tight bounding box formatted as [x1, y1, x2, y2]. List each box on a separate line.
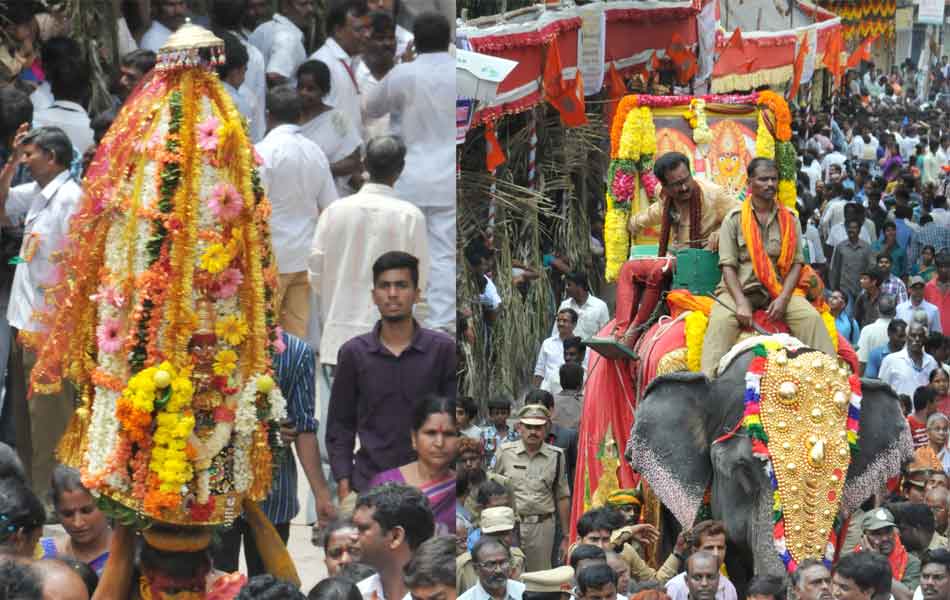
[625, 340, 914, 589]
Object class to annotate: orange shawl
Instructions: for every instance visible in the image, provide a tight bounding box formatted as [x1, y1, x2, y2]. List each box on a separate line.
[853, 533, 909, 581]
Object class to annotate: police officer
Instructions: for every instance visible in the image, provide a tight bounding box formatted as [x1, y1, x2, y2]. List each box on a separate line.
[493, 404, 570, 572]
[456, 506, 526, 593]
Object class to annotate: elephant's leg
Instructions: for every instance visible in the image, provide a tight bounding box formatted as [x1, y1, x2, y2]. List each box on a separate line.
[701, 293, 741, 378]
[784, 295, 836, 356]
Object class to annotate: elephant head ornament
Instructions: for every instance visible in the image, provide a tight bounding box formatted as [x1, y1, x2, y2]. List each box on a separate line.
[626, 342, 914, 579]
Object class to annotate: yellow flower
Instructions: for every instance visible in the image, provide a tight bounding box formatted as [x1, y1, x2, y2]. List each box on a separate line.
[684, 310, 710, 372]
[199, 243, 231, 274]
[213, 349, 238, 376]
[215, 315, 248, 346]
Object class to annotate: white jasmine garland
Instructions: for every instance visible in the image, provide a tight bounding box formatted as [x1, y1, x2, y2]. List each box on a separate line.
[84, 387, 121, 478]
[232, 433, 253, 493]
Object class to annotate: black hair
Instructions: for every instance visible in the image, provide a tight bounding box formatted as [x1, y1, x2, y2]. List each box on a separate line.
[0, 476, 46, 547]
[214, 29, 249, 80]
[265, 85, 302, 124]
[557, 308, 579, 325]
[321, 519, 357, 548]
[327, 0, 369, 34]
[476, 480, 508, 506]
[747, 157, 778, 178]
[412, 394, 454, 431]
[936, 251, 950, 268]
[887, 318, 907, 336]
[21, 126, 73, 169]
[891, 500, 936, 534]
[369, 10, 394, 34]
[922, 548, 950, 572]
[53, 557, 98, 597]
[486, 395, 512, 411]
[833, 551, 890, 595]
[139, 539, 211, 587]
[46, 54, 90, 104]
[525, 389, 555, 411]
[576, 507, 623, 537]
[40, 36, 81, 71]
[297, 60, 332, 94]
[862, 267, 886, 287]
[747, 575, 787, 600]
[464, 237, 492, 268]
[355, 483, 434, 551]
[365, 136, 407, 182]
[471, 535, 508, 563]
[49, 463, 90, 508]
[0, 560, 42, 600]
[90, 110, 116, 145]
[120, 49, 158, 75]
[308, 577, 362, 600]
[914, 386, 937, 413]
[564, 271, 590, 291]
[0, 86, 33, 145]
[211, 0, 248, 29]
[569, 544, 607, 570]
[235, 574, 307, 599]
[337, 563, 377, 585]
[576, 563, 618, 595]
[372, 251, 419, 288]
[412, 12, 450, 53]
[458, 396, 479, 419]
[926, 332, 947, 355]
[559, 363, 584, 391]
[933, 368, 949, 383]
[652, 152, 690, 185]
[402, 536, 454, 589]
[562, 336, 585, 356]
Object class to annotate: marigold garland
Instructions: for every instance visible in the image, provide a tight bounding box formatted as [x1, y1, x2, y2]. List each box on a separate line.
[756, 90, 792, 141]
[604, 194, 630, 282]
[684, 310, 709, 372]
[755, 110, 776, 159]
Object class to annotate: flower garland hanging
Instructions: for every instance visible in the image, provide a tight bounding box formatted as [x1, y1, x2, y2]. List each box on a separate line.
[684, 310, 709, 372]
[604, 193, 630, 282]
[685, 99, 713, 146]
[740, 343, 862, 572]
[755, 110, 776, 160]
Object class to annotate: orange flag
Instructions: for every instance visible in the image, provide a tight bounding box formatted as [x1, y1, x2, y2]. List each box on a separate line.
[726, 27, 744, 51]
[823, 28, 844, 89]
[484, 121, 506, 172]
[846, 35, 878, 69]
[788, 31, 809, 100]
[604, 62, 627, 129]
[542, 40, 587, 127]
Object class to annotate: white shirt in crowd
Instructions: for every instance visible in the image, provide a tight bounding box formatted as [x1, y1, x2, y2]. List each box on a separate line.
[534, 334, 589, 394]
[299, 109, 362, 198]
[480, 276, 502, 311]
[308, 182, 428, 365]
[898, 134, 920, 161]
[551, 294, 610, 340]
[802, 160, 822, 196]
[311, 38, 364, 140]
[33, 101, 94, 155]
[356, 62, 392, 141]
[458, 580, 525, 600]
[256, 124, 338, 274]
[395, 24, 414, 57]
[826, 220, 876, 248]
[249, 13, 308, 82]
[805, 222, 826, 264]
[878, 347, 940, 397]
[365, 51, 454, 208]
[665, 572, 738, 600]
[4, 171, 82, 333]
[896, 299, 942, 334]
[357, 574, 411, 600]
[140, 21, 174, 52]
[856, 317, 892, 363]
[821, 150, 847, 181]
[230, 29, 267, 142]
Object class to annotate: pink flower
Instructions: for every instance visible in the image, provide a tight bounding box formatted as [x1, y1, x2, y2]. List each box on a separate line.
[208, 183, 243, 221]
[252, 148, 265, 166]
[611, 170, 636, 203]
[212, 268, 243, 299]
[92, 284, 125, 308]
[96, 318, 124, 353]
[272, 327, 287, 354]
[641, 171, 660, 199]
[198, 117, 220, 152]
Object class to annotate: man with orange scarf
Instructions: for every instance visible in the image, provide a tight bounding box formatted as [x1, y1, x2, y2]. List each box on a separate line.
[700, 158, 836, 377]
[615, 152, 738, 349]
[851, 507, 921, 589]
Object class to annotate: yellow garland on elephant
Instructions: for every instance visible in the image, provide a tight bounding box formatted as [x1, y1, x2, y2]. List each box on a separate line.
[778, 180, 796, 213]
[684, 310, 709, 372]
[604, 193, 630, 282]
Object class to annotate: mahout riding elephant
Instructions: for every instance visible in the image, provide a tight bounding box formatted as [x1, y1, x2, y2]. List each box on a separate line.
[625, 340, 914, 591]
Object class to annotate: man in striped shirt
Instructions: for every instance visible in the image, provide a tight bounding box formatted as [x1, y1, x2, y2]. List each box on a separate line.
[211, 332, 335, 576]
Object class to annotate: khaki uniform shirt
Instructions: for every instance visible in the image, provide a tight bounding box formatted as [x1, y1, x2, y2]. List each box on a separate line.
[456, 547, 527, 593]
[631, 178, 739, 252]
[492, 441, 570, 516]
[620, 543, 682, 584]
[716, 204, 805, 297]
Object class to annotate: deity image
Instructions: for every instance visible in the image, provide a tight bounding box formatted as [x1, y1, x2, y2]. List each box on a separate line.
[708, 119, 755, 196]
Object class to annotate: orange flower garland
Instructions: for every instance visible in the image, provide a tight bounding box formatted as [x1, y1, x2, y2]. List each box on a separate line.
[610, 95, 639, 158]
[756, 91, 792, 142]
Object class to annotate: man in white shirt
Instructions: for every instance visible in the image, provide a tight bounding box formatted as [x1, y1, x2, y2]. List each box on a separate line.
[821, 150, 847, 183]
[367, 0, 413, 57]
[309, 135, 428, 368]
[459, 538, 526, 600]
[249, 0, 312, 86]
[665, 522, 737, 600]
[897, 277, 942, 334]
[140, 0, 189, 52]
[354, 484, 434, 600]
[856, 295, 896, 374]
[879, 323, 940, 397]
[552, 272, 610, 340]
[311, 0, 371, 139]
[31, 48, 94, 155]
[256, 86, 337, 339]
[211, 0, 268, 142]
[535, 309, 578, 393]
[365, 13, 454, 331]
[215, 31, 253, 123]
[0, 126, 81, 505]
[900, 126, 921, 161]
[356, 12, 397, 140]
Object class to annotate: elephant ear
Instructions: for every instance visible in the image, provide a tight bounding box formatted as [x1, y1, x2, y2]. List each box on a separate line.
[841, 379, 915, 513]
[626, 372, 715, 529]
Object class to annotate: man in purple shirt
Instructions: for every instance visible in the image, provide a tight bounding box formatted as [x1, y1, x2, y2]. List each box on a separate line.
[326, 251, 455, 514]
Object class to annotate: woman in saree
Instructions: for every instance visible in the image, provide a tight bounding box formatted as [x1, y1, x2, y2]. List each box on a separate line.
[368, 394, 458, 534]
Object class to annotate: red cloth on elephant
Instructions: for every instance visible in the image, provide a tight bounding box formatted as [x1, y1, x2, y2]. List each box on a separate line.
[614, 258, 675, 338]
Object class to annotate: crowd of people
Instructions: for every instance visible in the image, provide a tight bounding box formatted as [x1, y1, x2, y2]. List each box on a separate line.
[459, 56, 950, 600]
[0, 0, 454, 598]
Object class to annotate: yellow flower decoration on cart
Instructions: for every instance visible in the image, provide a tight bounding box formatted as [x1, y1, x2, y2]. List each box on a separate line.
[215, 315, 248, 346]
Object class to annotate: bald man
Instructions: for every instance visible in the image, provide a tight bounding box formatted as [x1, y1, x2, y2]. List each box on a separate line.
[927, 486, 950, 536]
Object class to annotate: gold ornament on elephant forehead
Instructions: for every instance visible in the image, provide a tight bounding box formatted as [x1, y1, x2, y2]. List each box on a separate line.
[760, 350, 851, 563]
